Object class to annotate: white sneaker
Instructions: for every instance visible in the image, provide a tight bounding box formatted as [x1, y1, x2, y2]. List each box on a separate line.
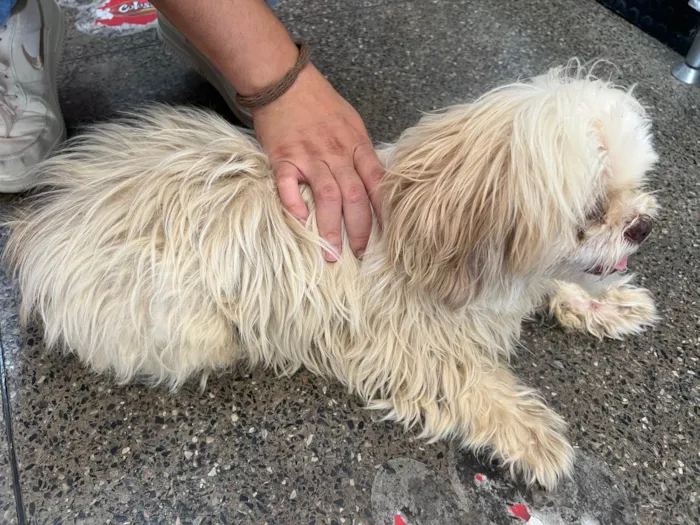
[0, 0, 65, 192]
[156, 12, 254, 128]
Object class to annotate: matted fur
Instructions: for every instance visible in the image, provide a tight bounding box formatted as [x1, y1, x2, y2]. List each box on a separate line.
[4, 64, 660, 490]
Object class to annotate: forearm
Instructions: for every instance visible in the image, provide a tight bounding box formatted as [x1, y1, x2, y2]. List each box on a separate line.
[152, 0, 385, 259]
[151, 0, 299, 96]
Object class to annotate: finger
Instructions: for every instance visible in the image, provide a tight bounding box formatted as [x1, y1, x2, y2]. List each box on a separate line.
[332, 165, 372, 258]
[353, 142, 385, 225]
[275, 162, 310, 222]
[306, 162, 342, 262]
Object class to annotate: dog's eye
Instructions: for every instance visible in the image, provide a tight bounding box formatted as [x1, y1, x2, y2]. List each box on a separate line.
[585, 200, 606, 222]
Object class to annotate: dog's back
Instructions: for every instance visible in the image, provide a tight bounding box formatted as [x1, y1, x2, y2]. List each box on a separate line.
[4, 106, 361, 387]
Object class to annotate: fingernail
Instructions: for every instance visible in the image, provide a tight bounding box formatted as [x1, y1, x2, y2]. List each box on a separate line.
[323, 244, 342, 262]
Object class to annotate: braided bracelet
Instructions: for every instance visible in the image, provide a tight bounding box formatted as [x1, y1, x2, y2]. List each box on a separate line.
[235, 41, 311, 109]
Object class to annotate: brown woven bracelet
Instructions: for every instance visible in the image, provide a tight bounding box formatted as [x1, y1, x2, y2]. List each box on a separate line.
[235, 41, 311, 109]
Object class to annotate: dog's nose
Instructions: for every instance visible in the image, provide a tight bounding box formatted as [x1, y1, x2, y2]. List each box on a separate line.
[624, 214, 653, 244]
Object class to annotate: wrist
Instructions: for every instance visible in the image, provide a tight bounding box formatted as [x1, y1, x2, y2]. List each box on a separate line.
[250, 64, 325, 119]
[227, 35, 300, 97]
[236, 41, 311, 110]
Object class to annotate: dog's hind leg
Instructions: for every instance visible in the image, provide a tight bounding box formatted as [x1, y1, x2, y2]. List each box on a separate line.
[548, 278, 657, 340]
[142, 297, 241, 388]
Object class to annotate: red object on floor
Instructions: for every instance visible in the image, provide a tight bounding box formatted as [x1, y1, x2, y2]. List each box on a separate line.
[94, 0, 158, 27]
[508, 504, 531, 521]
[394, 513, 407, 525]
[475, 473, 485, 483]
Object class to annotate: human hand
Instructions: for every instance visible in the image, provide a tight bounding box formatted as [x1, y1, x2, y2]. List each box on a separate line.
[252, 64, 384, 261]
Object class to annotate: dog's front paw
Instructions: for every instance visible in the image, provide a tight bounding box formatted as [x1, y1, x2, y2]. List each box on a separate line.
[490, 397, 575, 491]
[400, 364, 574, 491]
[508, 417, 575, 491]
[455, 369, 575, 491]
[549, 280, 657, 340]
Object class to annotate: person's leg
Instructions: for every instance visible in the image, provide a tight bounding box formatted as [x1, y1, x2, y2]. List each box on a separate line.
[0, 0, 65, 192]
[156, 0, 283, 128]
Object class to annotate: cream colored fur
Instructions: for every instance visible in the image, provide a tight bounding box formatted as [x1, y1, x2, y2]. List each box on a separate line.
[4, 64, 660, 490]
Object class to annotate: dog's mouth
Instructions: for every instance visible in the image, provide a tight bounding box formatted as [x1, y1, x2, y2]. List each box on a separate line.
[586, 256, 628, 276]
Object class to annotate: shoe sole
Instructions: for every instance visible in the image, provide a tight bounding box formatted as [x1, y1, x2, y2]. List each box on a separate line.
[156, 13, 254, 128]
[0, 0, 67, 193]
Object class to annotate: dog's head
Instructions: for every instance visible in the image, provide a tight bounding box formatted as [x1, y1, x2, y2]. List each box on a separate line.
[381, 64, 658, 307]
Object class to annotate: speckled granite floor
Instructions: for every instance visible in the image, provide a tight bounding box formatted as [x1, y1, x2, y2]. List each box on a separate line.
[0, 0, 699, 523]
[0, 409, 16, 523]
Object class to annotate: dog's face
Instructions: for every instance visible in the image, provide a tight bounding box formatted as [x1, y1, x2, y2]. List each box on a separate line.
[543, 75, 659, 290]
[382, 66, 658, 307]
[563, 183, 658, 286]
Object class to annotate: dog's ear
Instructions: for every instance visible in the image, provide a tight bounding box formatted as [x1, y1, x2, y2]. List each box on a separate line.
[381, 89, 593, 308]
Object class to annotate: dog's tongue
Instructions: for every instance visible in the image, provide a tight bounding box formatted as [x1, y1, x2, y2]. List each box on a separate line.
[614, 256, 628, 271]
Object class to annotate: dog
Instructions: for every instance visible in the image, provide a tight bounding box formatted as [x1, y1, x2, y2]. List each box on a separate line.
[4, 64, 659, 490]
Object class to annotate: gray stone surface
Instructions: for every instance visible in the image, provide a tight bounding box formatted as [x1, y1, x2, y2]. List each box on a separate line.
[451, 449, 636, 525]
[0, 408, 18, 525]
[0, 313, 16, 516]
[371, 458, 469, 524]
[0, 201, 19, 525]
[0, 0, 697, 523]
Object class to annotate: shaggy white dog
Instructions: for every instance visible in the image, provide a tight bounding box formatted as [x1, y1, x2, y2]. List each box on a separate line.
[4, 65, 659, 490]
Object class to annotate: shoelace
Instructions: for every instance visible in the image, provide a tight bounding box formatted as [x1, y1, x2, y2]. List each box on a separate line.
[0, 24, 18, 137]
